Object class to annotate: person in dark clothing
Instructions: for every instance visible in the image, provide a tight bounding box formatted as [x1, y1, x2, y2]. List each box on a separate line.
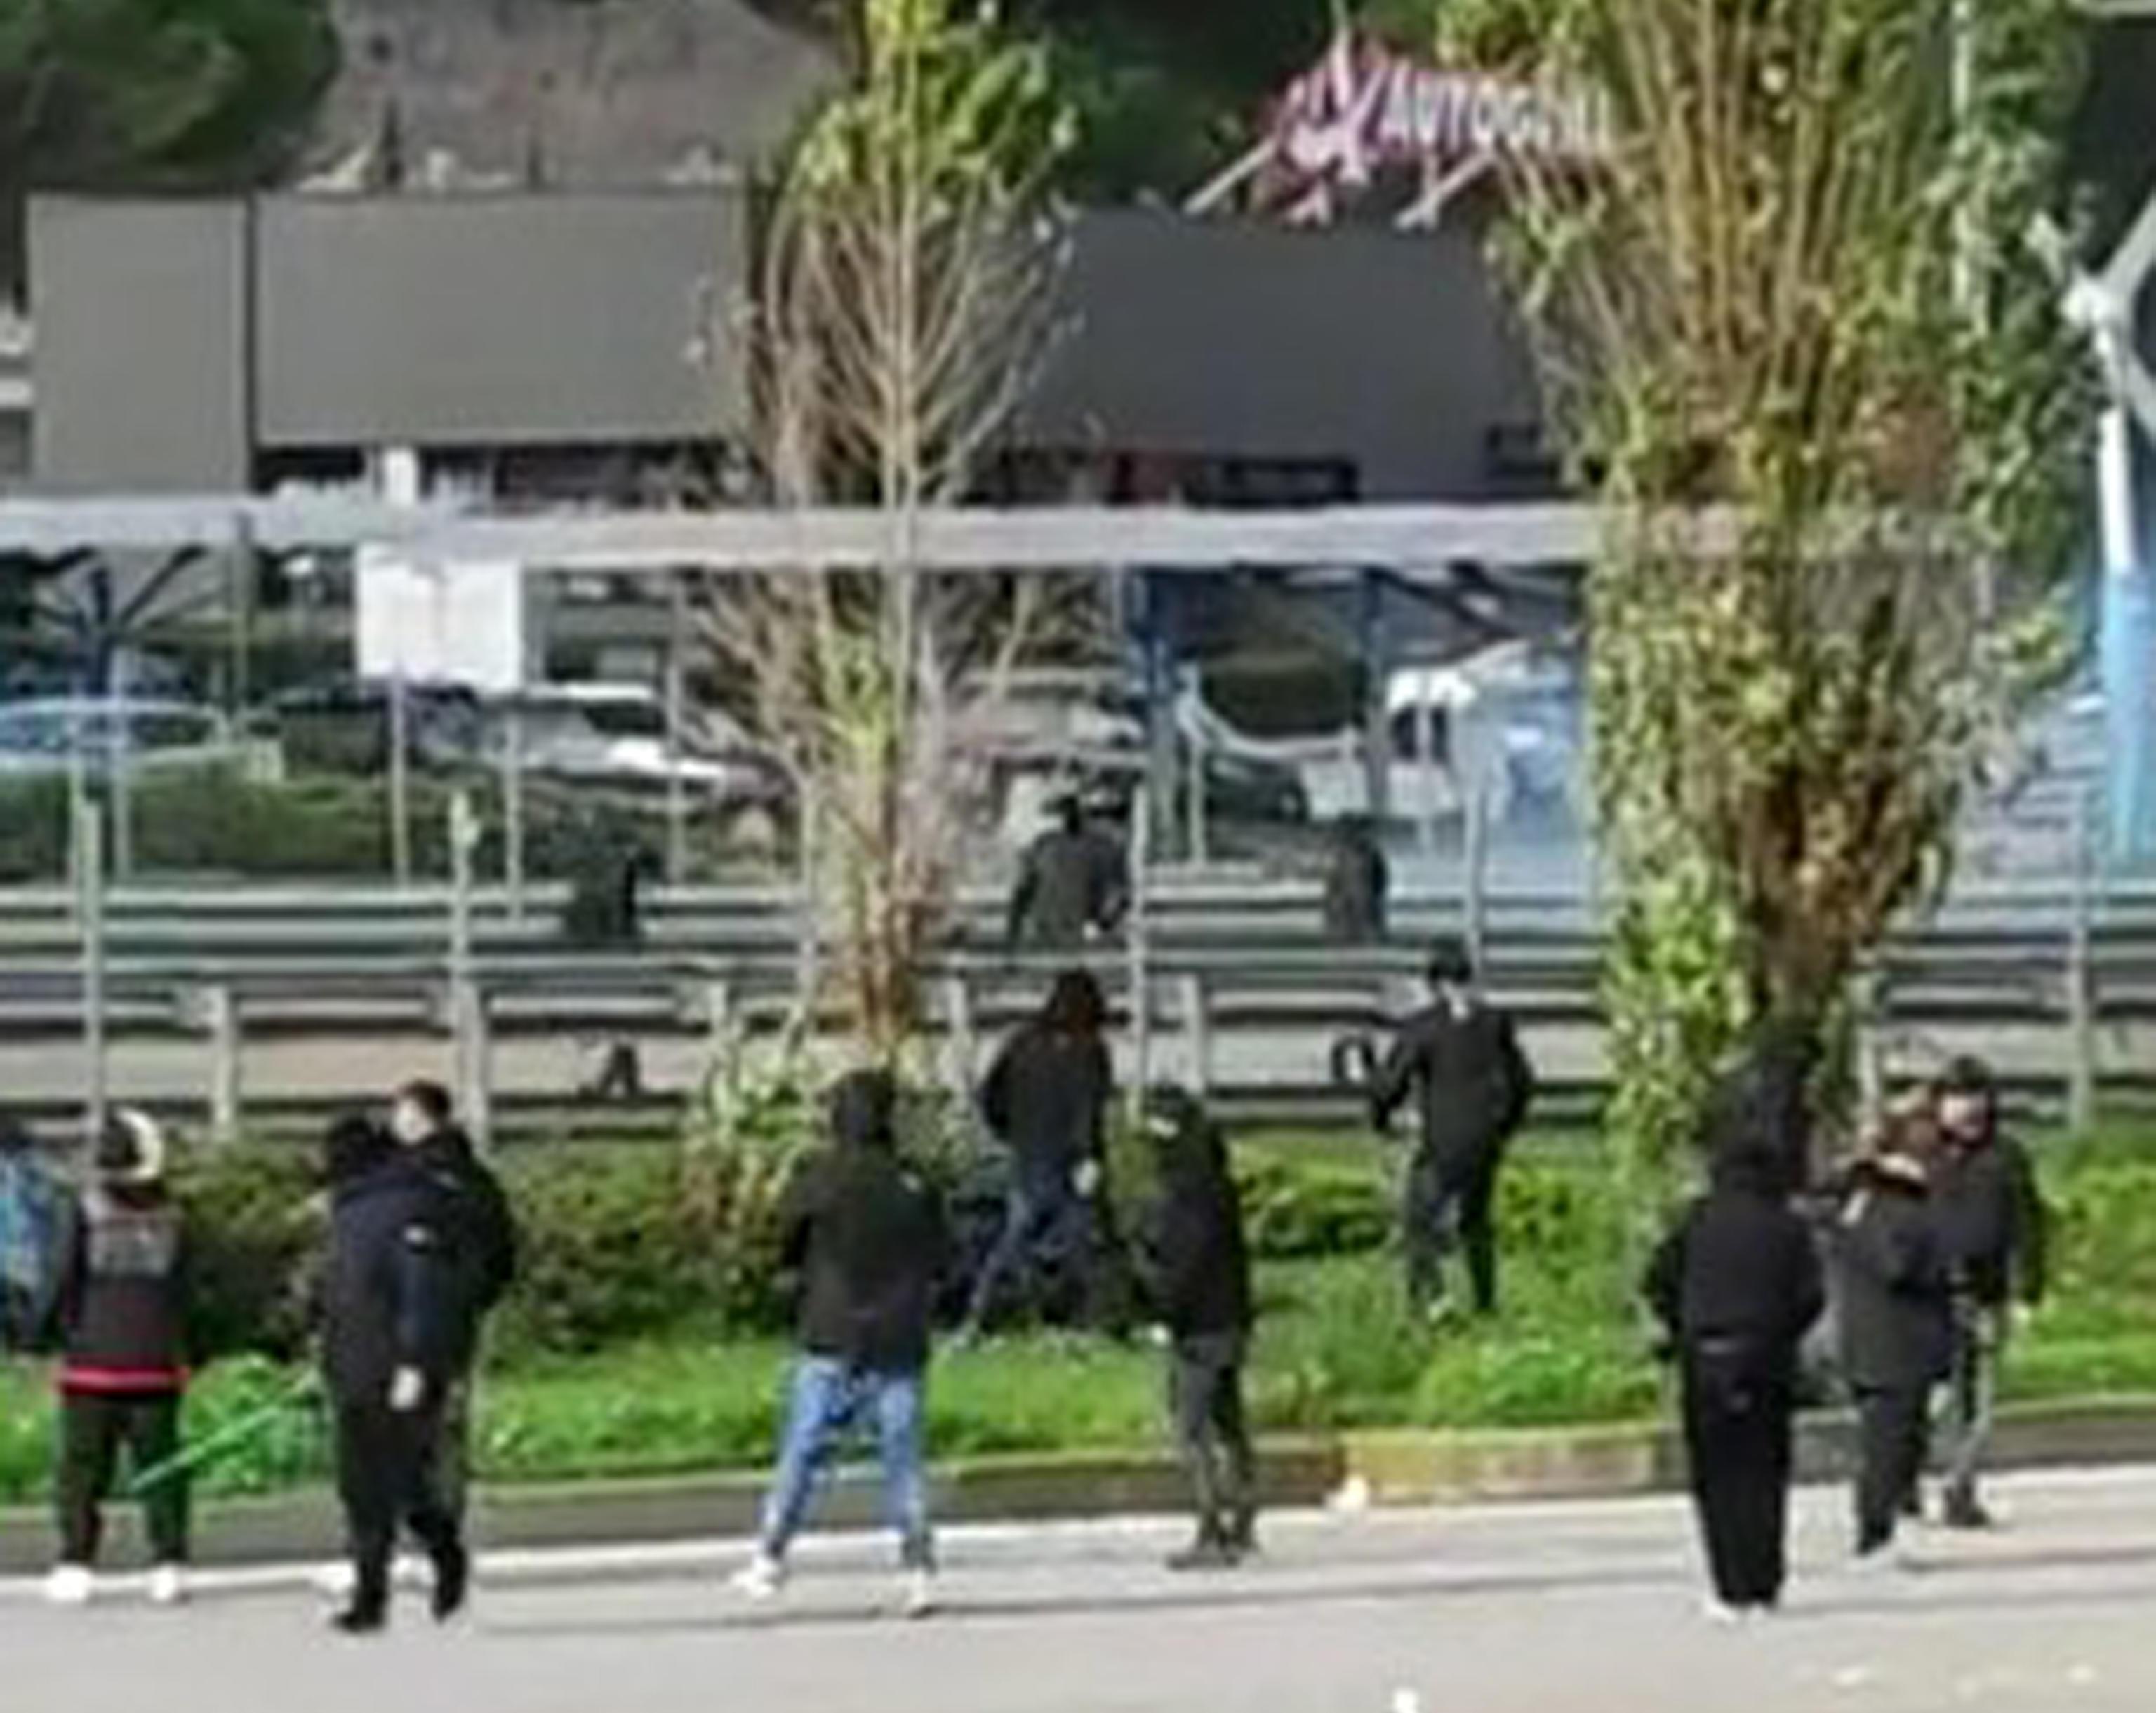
[1925, 1058, 2048, 1530]
[320, 1133, 474, 1635]
[1136, 1087, 1258, 1571]
[733, 1070, 949, 1618]
[1007, 796, 1129, 950]
[388, 1080, 518, 1526]
[46, 1109, 194, 1609]
[1833, 1120, 1955, 1564]
[1646, 1051, 1825, 1620]
[1321, 815, 1390, 945]
[1369, 937, 1535, 1317]
[963, 970, 1122, 1336]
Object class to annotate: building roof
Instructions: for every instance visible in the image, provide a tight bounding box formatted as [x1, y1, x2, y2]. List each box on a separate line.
[303, 0, 841, 190]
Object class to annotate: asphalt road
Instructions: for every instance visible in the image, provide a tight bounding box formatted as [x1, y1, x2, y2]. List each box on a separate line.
[6, 1469, 2156, 1713]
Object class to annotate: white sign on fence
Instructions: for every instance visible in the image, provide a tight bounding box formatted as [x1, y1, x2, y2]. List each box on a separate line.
[354, 552, 527, 691]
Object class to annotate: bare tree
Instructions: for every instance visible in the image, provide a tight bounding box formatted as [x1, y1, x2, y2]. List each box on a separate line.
[704, 0, 1079, 1063]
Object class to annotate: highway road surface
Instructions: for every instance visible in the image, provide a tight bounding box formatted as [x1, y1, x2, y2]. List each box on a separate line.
[6, 1468, 2156, 1712]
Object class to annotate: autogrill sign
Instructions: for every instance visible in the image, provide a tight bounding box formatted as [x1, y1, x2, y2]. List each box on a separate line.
[1191, 31, 1613, 227]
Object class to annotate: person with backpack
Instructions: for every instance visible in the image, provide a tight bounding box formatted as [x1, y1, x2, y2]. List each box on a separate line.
[1645, 1049, 1825, 1621]
[1136, 1087, 1258, 1571]
[387, 1080, 518, 1528]
[1369, 937, 1536, 1318]
[1, 1110, 66, 1355]
[320, 1113, 474, 1635]
[732, 1070, 950, 1618]
[961, 971, 1122, 1338]
[1833, 1115, 1955, 1567]
[46, 1109, 195, 1608]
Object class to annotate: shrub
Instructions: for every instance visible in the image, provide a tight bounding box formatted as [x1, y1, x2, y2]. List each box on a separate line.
[170, 1144, 324, 1364]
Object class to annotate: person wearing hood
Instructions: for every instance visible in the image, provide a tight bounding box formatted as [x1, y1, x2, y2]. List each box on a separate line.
[46, 1109, 196, 1609]
[321, 1113, 472, 1634]
[1321, 815, 1389, 945]
[387, 1080, 518, 1528]
[1370, 937, 1536, 1317]
[1833, 1114, 1955, 1565]
[1006, 794, 1129, 950]
[1645, 1051, 1825, 1621]
[733, 1070, 950, 1618]
[1136, 1087, 1258, 1571]
[963, 970, 1120, 1336]
[1927, 1058, 2048, 1530]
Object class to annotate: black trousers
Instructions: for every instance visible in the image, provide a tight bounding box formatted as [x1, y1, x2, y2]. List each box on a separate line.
[1854, 1385, 1931, 1554]
[335, 1400, 460, 1608]
[56, 1391, 189, 1567]
[1404, 1152, 1499, 1314]
[1680, 1352, 1793, 1608]
[1171, 1332, 1255, 1545]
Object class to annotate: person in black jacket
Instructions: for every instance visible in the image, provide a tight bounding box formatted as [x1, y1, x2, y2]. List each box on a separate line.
[733, 1070, 950, 1618]
[962, 971, 1121, 1336]
[387, 1080, 518, 1528]
[1006, 796, 1129, 950]
[46, 1110, 194, 1610]
[1370, 937, 1535, 1317]
[1833, 1118, 1954, 1564]
[1646, 1053, 1825, 1620]
[320, 1128, 473, 1635]
[1927, 1058, 2048, 1530]
[1137, 1087, 1258, 1571]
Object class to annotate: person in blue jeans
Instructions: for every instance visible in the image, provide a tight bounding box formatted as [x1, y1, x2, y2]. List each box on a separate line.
[962, 970, 1119, 1337]
[733, 1069, 949, 1617]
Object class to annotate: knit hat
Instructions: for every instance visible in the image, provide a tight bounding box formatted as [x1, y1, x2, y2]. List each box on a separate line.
[95, 1109, 167, 1188]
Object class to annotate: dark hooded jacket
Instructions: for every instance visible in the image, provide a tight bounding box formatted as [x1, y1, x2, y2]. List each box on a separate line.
[1007, 821, 1129, 949]
[1834, 1160, 1955, 1392]
[1138, 1093, 1253, 1342]
[1645, 1145, 1823, 1378]
[780, 1074, 950, 1374]
[1930, 1111, 2049, 1309]
[1370, 996, 1534, 1174]
[980, 976, 1115, 1192]
[321, 1154, 467, 1405]
[407, 1125, 519, 1364]
[1322, 822, 1389, 944]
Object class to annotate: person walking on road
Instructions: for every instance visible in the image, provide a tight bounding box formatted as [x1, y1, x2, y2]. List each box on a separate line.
[1926, 1058, 2049, 1531]
[1320, 815, 1389, 945]
[1646, 1051, 1825, 1621]
[733, 1070, 950, 1618]
[46, 1110, 196, 1609]
[962, 971, 1122, 1337]
[387, 1080, 518, 1527]
[1006, 795, 1129, 951]
[320, 1114, 477, 1635]
[1833, 1117, 1954, 1567]
[1369, 937, 1535, 1319]
[1136, 1087, 1258, 1571]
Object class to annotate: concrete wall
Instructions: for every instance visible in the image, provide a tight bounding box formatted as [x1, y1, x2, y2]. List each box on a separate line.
[253, 189, 747, 446]
[28, 199, 252, 493]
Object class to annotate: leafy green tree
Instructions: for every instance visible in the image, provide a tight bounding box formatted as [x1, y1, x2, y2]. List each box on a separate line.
[0, 0, 338, 292]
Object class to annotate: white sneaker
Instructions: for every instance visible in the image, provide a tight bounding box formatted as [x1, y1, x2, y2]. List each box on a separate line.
[1699, 1596, 1745, 1627]
[900, 1569, 937, 1620]
[44, 1566, 94, 1608]
[147, 1565, 189, 1607]
[312, 1561, 356, 1601]
[729, 1554, 785, 1602]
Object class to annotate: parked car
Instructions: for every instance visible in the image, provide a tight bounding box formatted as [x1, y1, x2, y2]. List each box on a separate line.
[0, 698, 241, 780]
[258, 679, 488, 774]
[484, 684, 787, 811]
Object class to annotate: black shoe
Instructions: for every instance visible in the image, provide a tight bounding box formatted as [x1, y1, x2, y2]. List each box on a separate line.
[1166, 1537, 1236, 1573]
[331, 1602, 388, 1637]
[1898, 1490, 1926, 1523]
[431, 1540, 471, 1623]
[1942, 1494, 1995, 1531]
[1223, 1512, 1260, 1562]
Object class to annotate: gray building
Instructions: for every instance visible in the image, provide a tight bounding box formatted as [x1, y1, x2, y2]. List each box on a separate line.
[25, 189, 1548, 504]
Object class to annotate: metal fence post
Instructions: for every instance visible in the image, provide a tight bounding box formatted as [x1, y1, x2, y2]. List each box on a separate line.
[78, 796, 107, 1149]
[1855, 966, 1885, 1138]
[1179, 971, 1211, 1097]
[389, 669, 413, 887]
[448, 790, 491, 1147]
[204, 983, 242, 1149]
[1128, 782, 1154, 1119]
[943, 973, 977, 1094]
[2068, 787, 2097, 1134]
[1464, 770, 1491, 971]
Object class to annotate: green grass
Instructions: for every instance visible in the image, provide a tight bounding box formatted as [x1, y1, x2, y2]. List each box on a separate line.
[8, 1124, 2156, 1507]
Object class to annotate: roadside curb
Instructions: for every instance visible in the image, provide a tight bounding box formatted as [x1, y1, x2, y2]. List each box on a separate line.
[3, 1400, 2148, 1576]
